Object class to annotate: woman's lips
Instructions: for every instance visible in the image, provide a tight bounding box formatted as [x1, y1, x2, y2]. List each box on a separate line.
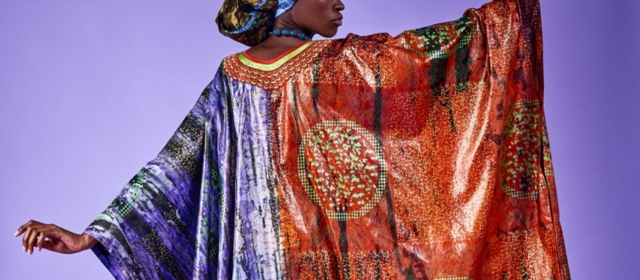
[332, 14, 343, 26]
[332, 16, 343, 26]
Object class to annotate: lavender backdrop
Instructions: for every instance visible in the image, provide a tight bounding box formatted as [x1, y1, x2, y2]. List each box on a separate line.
[1, 0, 638, 279]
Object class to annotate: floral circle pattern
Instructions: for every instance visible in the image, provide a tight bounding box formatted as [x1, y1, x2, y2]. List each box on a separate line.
[298, 119, 386, 220]
[500, 100, 548, 200]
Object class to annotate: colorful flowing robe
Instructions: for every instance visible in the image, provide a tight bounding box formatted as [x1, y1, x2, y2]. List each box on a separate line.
[84, 0, 571, 278]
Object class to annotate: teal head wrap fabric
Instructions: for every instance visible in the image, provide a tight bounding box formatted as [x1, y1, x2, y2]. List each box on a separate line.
[216, 0, 297, 46]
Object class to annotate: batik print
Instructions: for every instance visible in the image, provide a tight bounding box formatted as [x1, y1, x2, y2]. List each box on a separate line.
[85, 0, 571, 279]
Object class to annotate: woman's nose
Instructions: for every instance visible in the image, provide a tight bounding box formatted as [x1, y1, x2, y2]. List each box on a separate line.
[335, 0, 345, 12]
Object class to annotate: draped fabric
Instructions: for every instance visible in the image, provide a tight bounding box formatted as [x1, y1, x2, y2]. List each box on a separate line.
[84, 0, 571, 278]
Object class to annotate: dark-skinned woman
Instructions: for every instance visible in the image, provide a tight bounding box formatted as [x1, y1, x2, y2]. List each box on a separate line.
[16, 0, 570, 278]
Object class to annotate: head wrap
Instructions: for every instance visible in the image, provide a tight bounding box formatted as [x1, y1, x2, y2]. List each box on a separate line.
[216, 0, 298, 46]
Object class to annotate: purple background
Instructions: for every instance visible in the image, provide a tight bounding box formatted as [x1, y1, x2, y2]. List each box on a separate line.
[1, 0, 638, 278]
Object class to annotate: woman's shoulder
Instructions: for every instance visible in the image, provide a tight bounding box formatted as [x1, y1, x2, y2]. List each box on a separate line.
[214, 35, 408, 90]
[320, 32, 400, 55]
[312, 32, 416, 69]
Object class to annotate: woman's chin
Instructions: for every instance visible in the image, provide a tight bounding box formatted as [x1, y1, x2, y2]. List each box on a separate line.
[317, 29, 339, 39]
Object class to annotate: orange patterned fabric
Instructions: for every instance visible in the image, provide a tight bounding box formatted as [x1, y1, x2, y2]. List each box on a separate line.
[222, 0, 570, 278]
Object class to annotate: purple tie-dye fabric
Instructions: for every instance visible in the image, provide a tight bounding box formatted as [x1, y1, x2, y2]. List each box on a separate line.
[84, 68, 283, 279]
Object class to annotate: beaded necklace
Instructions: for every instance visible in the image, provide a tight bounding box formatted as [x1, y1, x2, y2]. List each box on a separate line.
[269, 28, 313, 41]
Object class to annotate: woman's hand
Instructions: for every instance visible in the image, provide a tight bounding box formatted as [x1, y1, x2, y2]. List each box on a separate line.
[14, 220, 98, 255]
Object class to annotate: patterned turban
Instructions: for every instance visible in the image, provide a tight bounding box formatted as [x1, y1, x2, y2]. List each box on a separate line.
[216, 0, 298, 46]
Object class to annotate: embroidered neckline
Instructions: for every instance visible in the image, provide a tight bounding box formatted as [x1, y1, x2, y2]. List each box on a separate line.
[223, 40, 330, 90]
[239, 41, 315, 71]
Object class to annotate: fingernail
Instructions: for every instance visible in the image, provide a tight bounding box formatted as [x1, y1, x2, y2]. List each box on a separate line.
[14, 231, 19, 237]
[23, 246, 26, 252]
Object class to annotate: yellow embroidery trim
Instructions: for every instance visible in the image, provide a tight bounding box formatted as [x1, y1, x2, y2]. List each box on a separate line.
[238, 41, 315, 71]
[223, 40, 330, 90]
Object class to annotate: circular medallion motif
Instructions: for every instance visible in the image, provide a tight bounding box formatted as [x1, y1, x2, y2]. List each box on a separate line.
[500, 101, 547, 200]
[298, 119, 386, 220]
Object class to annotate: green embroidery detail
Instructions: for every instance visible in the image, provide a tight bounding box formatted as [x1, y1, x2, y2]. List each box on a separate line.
[412, 12, 478, 59]
[109, 170, 146, 217]
[117, 204, 133, 217]
[298, 119, 386, 221]
[500, 101, 545, 200]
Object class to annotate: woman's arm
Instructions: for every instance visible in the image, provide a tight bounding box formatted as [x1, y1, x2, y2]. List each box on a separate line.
[14, 220, 97, 255]
[14, 69, 218, 263]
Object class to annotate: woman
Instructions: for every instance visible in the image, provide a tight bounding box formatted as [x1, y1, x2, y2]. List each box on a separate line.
[15, 0, 571, 278]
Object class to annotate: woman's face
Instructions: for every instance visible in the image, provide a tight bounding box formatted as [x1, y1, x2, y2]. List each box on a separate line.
[290, 0, 345, 38]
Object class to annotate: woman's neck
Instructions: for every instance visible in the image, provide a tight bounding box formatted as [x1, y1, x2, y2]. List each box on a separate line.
[244, 15, 315, 61]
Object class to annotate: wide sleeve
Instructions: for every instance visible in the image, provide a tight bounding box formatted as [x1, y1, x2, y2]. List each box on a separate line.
[389, 0, 543, 100]
[367, 0, 569, 278]
[83, 69, 227, 279]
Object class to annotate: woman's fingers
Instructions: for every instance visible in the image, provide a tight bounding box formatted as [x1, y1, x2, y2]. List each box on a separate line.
[15, 222, 26, 237]
[27, 229, 39, 254]
[18, 221, 28, 251]
[22, 226, 33, 253]
[16, 221, 85, 255]
[36, 231, 45, 252]
[16, 219, 35, 237]
[16, 220, 47, 254]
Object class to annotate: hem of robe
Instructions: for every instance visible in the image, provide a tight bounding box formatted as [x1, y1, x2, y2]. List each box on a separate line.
[84, 213, 130, 280]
